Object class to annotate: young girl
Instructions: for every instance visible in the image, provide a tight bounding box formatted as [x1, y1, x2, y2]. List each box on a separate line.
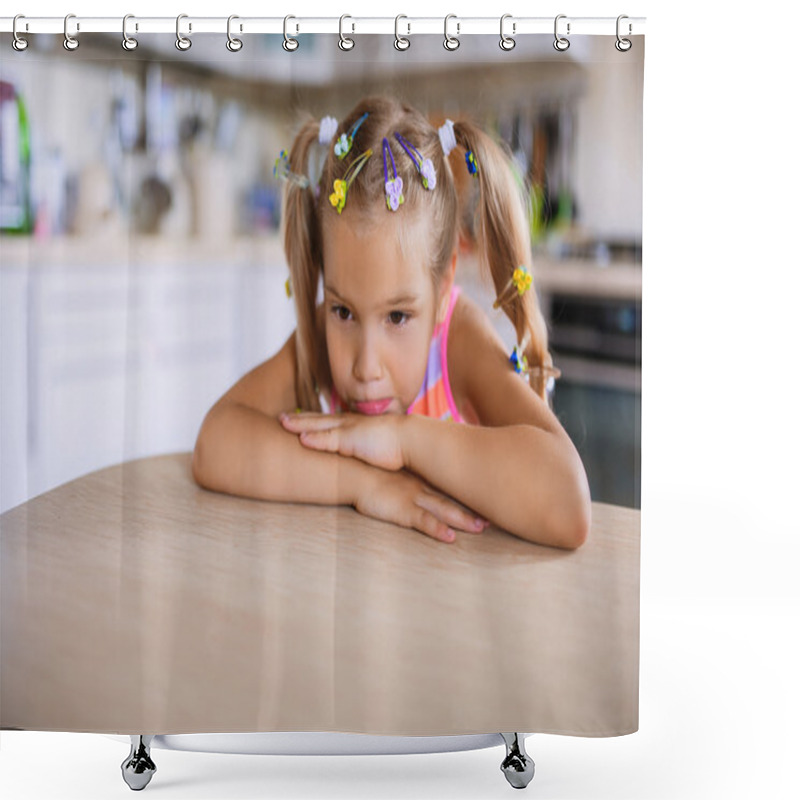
[192, 95, 591, 549]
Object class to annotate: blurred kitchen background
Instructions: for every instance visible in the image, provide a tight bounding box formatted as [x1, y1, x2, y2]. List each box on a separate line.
[0, 31, 642, 514]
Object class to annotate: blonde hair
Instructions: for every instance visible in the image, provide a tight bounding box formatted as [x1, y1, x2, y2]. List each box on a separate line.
[280, 95, 558, 411]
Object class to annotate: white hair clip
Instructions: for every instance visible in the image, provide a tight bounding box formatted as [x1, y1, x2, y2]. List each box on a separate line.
[319, 116, 338, 145]
[438, 118, 457, 157]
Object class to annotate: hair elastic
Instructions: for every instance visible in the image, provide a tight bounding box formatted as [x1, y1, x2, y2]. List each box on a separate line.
[394, 132, 436, 190]
[329, 148, 374, 214]
[382, 138, 404, 211]
[493, 265, 533, 309]
[438, 119, 457, 156]
[273, 149, 310, 189]
[335, 112, 369, 159]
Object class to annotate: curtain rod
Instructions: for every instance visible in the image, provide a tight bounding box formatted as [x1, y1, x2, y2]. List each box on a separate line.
[2, 15, 646, 38]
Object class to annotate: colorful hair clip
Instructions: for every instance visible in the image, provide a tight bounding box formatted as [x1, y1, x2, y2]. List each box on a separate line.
[319, 116, 338, 145]
[438, 119, 457, 156]
[329, 148, 373, 214]
[285, 276, 292, 298]
[493, 265, 534, 309]
[465, 150, 478, 176]
[273, 148, 310, 189]
[509, 345, 529, 375]
[382, 138, 404, 212]
[334, 112, 369, 159]
[394, 132, 436, 190]
[513, 266, 533, 295]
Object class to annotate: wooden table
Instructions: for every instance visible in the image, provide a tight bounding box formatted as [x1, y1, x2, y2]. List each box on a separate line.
[0, 453, 639, 737]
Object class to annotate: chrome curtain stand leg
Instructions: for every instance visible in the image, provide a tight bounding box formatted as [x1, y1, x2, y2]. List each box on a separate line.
[121, 735, 157, 791]
[500, 732, 535, 789]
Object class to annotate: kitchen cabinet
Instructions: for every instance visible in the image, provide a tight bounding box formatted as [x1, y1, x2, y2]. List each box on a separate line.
[0, 235, 295, 513]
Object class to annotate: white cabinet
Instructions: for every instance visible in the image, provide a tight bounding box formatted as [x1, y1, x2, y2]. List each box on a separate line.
[1, 242, 296, 513]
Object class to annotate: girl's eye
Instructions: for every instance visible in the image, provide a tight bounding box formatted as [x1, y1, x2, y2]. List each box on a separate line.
[389, 311, 409, 326]
[332, 305, 351, 321]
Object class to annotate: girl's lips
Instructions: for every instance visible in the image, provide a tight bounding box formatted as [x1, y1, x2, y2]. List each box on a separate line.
[352, 398, 392, 415]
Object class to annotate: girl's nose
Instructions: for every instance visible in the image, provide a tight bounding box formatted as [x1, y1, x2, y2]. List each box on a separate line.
[352, 333, 383, 383]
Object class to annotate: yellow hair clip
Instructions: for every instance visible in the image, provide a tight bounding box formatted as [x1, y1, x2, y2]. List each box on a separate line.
[329, 149, 373, 214]
[493, 265, 533, 309]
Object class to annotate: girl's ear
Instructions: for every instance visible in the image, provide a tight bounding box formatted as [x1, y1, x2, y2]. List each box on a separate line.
[436, 248, 458, 325]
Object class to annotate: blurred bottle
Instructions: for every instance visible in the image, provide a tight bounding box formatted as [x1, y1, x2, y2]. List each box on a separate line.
[0, 79, 33, 234]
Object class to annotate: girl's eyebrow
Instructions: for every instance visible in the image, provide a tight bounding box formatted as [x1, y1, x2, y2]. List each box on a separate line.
[325, 284, 420, 307]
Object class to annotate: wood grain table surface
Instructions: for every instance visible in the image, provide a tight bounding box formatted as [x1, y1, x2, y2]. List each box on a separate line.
[1, 453, 640, 737]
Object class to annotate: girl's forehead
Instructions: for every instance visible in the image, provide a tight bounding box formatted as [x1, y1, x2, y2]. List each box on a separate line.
[322, 213, 434, 302]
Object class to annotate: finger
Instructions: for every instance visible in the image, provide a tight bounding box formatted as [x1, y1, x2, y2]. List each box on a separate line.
[413, 507, 457, 544]
[415, 493, 486, 534]
[280, 412, 343, 432]
[298, 429, 342, 454]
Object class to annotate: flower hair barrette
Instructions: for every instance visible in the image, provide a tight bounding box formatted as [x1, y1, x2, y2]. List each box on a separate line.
[334, 112, 369, 159]
[493, 265, 533, 309]
[382, 138, 404, 212]
[509, 344, 529, 376]
[394, 132, 436, 190]
[273, 149, 310, 189]
[329, 148, 374, 214]
[465, 149, 479, 177]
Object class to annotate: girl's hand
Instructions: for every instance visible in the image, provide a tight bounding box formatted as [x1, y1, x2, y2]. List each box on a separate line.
[355, 468, 488, 544]
[279, 411, 405, 472]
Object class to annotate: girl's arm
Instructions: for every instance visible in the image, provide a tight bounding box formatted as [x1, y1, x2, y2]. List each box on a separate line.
[192, 332, 486, 542]
[282, 299, 591, 549]
[401, 297, 591, 549]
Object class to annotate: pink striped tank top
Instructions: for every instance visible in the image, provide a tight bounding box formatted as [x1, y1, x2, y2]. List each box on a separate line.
[321, 285, 466, 423]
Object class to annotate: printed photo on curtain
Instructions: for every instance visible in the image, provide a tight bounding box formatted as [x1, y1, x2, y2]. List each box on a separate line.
[0, 20, 643, 793]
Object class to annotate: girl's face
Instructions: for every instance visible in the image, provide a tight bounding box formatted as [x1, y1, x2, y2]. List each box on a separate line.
[322, 212, 448, 415]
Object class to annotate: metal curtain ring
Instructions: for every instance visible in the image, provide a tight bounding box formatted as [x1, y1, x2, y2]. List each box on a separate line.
[615, 14, 632, 52]
[444, 14, 460, 51]
[394, 15, 410, 51]
[12, 14, 29, 51]
[63, 13, 79, 51]
[500, 14, 516, 51]
[553, 14, 570, 51]
[176, 14, 192, 50]
[122, 14, 138, 51]
[339, 15, 354, 51]
[283, 15, 298, 51]
[227, 15, 243, 51]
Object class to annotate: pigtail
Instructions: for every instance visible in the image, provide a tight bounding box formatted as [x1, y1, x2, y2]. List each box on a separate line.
[452, 119, 560, 401]
[281, 114, 329, 412]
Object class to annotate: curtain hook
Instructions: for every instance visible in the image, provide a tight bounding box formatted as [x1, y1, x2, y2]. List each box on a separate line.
[63, 13, 79, 51]
[339, 15, 354, 51]
[283, 15, 298, 51]
[122, 14, 138, 51]
[500, 14, 516, 51]
[553, 14, 570, 52]
[227, 15, 243, 51]
[394, 15, 410, 51]
[175, 14, 192, 50]
[444, 14, 460, 51]
[12, 14, 29, 51]
[615, 15, 632, 52]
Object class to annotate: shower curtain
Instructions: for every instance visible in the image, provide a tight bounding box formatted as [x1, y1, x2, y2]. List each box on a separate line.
[1, 24, 642, 739]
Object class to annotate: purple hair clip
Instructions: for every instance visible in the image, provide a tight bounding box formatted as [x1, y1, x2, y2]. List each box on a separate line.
[382, 138, 404, 212]
[394, 132, 436, 190]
